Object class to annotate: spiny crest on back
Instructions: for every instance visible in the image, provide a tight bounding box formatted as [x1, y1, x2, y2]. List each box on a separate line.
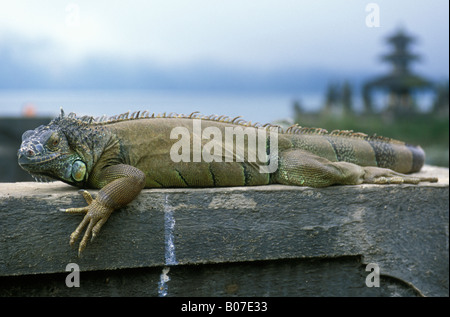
[284, 122, 403, 144]
[56, 108, 285, 132]
[57, 108, 404, 144]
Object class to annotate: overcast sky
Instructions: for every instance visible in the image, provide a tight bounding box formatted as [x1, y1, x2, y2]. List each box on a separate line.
[0, 0, 448, 78]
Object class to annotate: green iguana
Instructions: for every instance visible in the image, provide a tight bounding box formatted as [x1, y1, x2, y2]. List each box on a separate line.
[18, 109, 437, 254]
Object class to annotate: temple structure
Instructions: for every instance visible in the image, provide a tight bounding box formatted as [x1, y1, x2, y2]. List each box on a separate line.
[363, 28, 433, 114]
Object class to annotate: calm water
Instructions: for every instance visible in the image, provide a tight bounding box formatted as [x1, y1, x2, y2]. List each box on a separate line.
[0, 89, 327, 124]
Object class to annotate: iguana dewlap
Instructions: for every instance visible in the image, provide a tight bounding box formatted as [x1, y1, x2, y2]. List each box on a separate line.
[17, 109, 437, 254]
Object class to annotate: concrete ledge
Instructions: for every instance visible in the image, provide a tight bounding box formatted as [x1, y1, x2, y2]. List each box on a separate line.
[0, 165, 448, 296]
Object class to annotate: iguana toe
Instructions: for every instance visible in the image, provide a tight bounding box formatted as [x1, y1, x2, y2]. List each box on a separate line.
[67, 198, 114, 256]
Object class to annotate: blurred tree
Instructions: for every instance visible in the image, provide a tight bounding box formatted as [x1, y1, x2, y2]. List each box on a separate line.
[341, 81, 353, 115]
[362, 86, 374, 114]
[292, 99, 303, 117]
[324, 82, 340, 114]
[433, 80, 449, 116]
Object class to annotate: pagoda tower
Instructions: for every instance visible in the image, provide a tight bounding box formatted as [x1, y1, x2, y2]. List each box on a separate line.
[363, 28, 432, 114]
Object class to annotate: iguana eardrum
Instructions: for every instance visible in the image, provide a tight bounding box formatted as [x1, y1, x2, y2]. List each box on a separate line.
[18, 109, 437, 254]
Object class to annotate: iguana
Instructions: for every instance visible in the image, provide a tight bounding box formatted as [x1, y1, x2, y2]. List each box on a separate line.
[17, 109, 437, 254]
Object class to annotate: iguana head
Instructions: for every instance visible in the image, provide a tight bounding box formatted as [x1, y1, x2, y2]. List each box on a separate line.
[18, 109, 91, 186]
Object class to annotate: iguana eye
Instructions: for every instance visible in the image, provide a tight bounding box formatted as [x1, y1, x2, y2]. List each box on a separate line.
[47, 133, 60, 149]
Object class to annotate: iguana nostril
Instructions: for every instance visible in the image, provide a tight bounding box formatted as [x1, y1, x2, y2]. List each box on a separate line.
[17, 148, 34, 158]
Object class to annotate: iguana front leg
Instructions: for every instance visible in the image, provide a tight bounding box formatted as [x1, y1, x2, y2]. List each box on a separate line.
[64, 164, 145, 255]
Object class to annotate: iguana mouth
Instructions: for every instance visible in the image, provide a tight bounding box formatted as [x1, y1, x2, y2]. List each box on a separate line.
[18, 151, 63, 165]
[17, 151, 70, 179]
[17, 152, 63, 166]
[18, 152, 68, 183]
[17, 152, 62, 182]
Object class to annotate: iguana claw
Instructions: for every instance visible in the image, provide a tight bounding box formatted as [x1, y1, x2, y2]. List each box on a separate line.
[363, 167, 438, 185]
[65, 190, 113, 256]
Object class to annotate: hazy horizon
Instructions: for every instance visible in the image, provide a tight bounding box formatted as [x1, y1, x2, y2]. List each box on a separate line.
[0, 1, 448, 120]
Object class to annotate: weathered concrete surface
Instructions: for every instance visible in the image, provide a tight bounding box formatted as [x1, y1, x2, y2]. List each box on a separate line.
[0, 256, 426, 297]
[0, 165, 448, 296]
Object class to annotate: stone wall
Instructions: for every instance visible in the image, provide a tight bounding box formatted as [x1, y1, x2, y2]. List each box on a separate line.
[0, 165, 448, 296]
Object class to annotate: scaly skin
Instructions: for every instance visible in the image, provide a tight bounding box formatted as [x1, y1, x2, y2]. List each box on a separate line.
[17, 109, 437, 254]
